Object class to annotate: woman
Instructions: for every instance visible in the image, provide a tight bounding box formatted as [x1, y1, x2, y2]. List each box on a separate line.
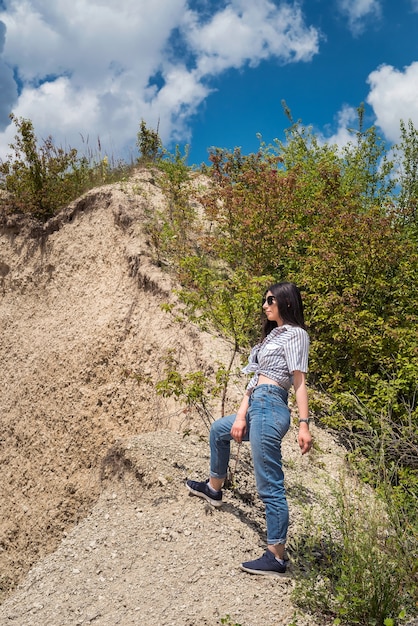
[186, 282, 312, 576]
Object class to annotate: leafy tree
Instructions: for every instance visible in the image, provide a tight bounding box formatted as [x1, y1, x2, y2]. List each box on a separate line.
[340, 103, 395, 206]
[136, 119, 162, 163]
[198, 121, 418, 400]
[394, 118, 418, 234]
[142, 144, 197, 265]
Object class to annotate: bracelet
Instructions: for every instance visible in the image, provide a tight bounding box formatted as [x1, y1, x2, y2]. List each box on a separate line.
[299, 418, 310, 425]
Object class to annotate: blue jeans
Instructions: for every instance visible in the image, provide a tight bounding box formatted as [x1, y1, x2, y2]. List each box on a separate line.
[209, 384, 290, 545]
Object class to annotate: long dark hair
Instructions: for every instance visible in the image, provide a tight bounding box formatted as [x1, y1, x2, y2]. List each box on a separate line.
[262, 282, 306, 339]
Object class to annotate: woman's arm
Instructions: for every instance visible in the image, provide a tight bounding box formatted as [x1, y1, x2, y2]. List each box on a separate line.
[293, 370, 312, 455]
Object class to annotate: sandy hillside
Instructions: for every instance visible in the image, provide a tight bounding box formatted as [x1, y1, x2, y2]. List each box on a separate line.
[0, 168, 356, 625]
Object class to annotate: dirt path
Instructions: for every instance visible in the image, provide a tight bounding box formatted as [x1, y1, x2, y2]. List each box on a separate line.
[0, 427, 347, 626]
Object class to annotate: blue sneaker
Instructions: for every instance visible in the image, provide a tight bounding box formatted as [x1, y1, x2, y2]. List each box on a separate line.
[186, 479, 223, 507]
[240, 550, 287, 576]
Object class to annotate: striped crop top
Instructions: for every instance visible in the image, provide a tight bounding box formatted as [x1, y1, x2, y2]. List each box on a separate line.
[242, 325, 309, 392]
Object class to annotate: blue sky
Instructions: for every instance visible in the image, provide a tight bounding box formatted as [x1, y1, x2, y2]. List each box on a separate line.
[0, 0, 417, 166]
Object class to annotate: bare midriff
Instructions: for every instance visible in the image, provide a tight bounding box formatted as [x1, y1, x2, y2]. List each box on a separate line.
[256, 374, 285, 388]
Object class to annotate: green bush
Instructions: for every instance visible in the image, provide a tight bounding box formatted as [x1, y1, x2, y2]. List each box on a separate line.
[136, 119, 162, 163]
[0, 114, 128, 221]
[190, 123, 418, 476]
[292, 477, 416, 625]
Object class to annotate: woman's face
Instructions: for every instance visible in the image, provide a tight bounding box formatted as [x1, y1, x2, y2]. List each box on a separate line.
[262, 291, 283, 326]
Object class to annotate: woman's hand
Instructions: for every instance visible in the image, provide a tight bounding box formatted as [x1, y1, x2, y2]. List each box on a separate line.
[293, 370, 312, 454]
[231, 416, 247, 443]
[230, 394, 250, 443]
[298, 422, 312, 454]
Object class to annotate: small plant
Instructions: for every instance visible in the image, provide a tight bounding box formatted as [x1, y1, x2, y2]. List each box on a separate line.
[136, 119, 162, 163]
[155, 349, 218, 430]
[291, 475, 416, 625]
[287, 613, 300, 626]
[220, 615, 242, 626]
[122, 367, 153, 387]
[142, 142, 197, 268]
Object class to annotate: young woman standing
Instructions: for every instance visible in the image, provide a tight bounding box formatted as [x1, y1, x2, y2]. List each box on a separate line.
[186, 282, 312, 575]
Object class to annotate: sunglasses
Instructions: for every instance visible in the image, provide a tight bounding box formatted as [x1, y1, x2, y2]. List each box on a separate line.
[262, 295, 276, 306]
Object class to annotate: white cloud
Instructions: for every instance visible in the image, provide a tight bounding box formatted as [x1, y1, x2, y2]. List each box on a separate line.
[317, 63, 418, 152]
[319, 104, 359, 148]
[183, 0, 320, 75]
[366, 62, 418, 142]
[411, 0, 418, 12]
[0, 19, 17, 128]
[0, 0, 320, 160]
[338, 0, 381, 35]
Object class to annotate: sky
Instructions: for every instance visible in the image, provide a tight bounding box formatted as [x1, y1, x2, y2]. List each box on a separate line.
[0, 0, 418, 167]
